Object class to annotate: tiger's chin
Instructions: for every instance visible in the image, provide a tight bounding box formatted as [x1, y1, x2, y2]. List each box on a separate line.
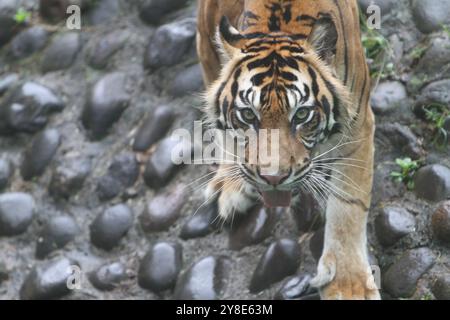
[260, 190, 292, 208]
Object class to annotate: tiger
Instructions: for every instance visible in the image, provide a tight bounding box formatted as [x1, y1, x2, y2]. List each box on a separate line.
[196, 0, 380, 300]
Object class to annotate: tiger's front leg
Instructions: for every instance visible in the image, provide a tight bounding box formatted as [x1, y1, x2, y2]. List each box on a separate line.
[310, 119, 381, 300]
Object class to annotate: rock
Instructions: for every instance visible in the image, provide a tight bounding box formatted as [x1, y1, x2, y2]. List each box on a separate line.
[144, 18, 196, 70]
[432, 274, 450, 300]
[82, 72, 131, 139]
[291, 192, 322, 232]
[375, 123, 424, 160]
[228, 205, 279, 250]
[180, 200, 219, 240]
[49, 157, 92, 199]
[414, 80, 450, 119]
[9, 26, 49, 59]
[170, 64, 204, 97]
[431, 201, 450, 245]
[0, 193, 35, 236]
[0, 158, 12, 190]
[133, 105, 176, 152]
[370, 81, 407, 115]
[20, 257, 77, 300]
[0, 4, 24, 47]
[139, 185, 186, 233]
[90, 204, 134, 250]
[309, 228, 324, 262]
[144, 136, 184, 188]
[382, 248, 436, 298]
[85, 30, 127, 69]
[87, 0, 120, 25]
[138, 242, 183, 292]
[139, 0, 188, 25]
[41, 32, 81, 72]
[96, 152, 139, 201]
[21, 128, 61, 180]
[39, 0, 91, 23]
[274, 274, 317, 300]
[89, 262, 127, 291]
[0, 73, 19, 96]
[358, 0, 395, 16]
[411, 0, 450, 34]
[414, 165, 450, 202]
[249, 239, 302, 293]
[372, 162, 406, 204]
[375, 207, 416, 247]
[173, 256, 231, 300]
[36, 216, 80, 259]
[0, 82, 64, 134]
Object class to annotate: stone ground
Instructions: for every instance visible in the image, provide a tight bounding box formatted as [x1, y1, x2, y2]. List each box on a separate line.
[0, 0, 450, 300]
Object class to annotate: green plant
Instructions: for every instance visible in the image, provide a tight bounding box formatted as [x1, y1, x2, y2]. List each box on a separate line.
[390, 158, 421, 190]
[423, 103, 449, 148]
[14, 8, 31, 24]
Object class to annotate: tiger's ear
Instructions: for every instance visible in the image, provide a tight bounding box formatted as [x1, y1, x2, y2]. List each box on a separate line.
[307, 16, 338, 65]
[217, 16, 246, 60]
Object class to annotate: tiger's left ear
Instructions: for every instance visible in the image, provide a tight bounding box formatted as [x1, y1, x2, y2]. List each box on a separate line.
[307, 16, 338, 65]
[217, 16, 246, 60]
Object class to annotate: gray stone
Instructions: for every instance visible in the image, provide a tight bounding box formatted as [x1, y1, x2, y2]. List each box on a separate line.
[49, 157, 92, 199]
[139, 0, 188, 25]
[415, 80, 450, 119]
[42, 32, 81, 72]
[21, 128, 61, 180]
[87, 0, 120, 25]
[90, 204, 134, 250]
[20, 257, 77, 300]
[431, 201, 450, 245]
[432, 274, 450, 300]
[82, 72, 131, 139]
[371, 81, 407, 115]
[412, 0, 450, 34]
[138, 242, 183, 292]
[9, 26, 49, 59]
[0, 158, 12, 190]
[0, 73, 19, 96]
[180, 200, 219, 240]
[173, 256, 231, 300]
[375, 207, 416, 246]
[383, 248, 436, 298]
[36, 216, 79, 259]
[86, 30, 127, 69]
[170, 64, 204, 97]
[249, 239, 302, 293]
[0, 2, 25, 47]
[274, 274, 316, 300]
[358, 0, 395, 16]
[414, 165, 450, 202]
[89, 262, 127, 291]
[376, 123, 424, 160]
[291, 191, 323, 232]
[0, 193, 35, 236]
[144, 18, 196, 69]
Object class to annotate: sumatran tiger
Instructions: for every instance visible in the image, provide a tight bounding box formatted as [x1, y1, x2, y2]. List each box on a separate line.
[196, 0, 380, 300]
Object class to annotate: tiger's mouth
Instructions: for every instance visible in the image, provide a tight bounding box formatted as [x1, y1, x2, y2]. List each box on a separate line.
[259, 190, 292, 208]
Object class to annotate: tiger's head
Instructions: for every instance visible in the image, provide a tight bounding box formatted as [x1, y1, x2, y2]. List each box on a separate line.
[205, 16, 353, 207]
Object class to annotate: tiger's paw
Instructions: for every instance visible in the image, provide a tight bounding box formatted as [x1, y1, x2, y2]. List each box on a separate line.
[311, 251, 381, 300]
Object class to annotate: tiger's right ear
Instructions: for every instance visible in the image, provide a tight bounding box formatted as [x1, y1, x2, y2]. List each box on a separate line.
[217, 16, 246, 60]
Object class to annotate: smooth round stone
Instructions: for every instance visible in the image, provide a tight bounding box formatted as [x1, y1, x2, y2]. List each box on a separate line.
[0, 192, 35, 236]
[36, 216, 80, 259]
[0, 82, 64, 134]
[375, 207, 416, 247]
[87, 0, 120, 25]
[138, 242, 183, 292]
[90, 204, 134, 250]
[49, 157, 92, 199]
[139, 0, 188, 25]
[9, 26, 49, 59]
[89, 262, 127, 291]
[144, 18, 196, 70]
[96, 152, 139, 201]
[0, 157, 12, 190]
[414, 165, 450, 202]
[180, 200, 218, 240]
[82, 72, 131, 139]
[173, 256, 231, 300]
[412, 0, 450, 34]
[309, 228, 324, 262]
[41, 32, 81, 72]
[382, 248, 436, 298]
[143, 136, 184, 188]
[21, 128, 61, 180]
[133, 105, 176, 152]
[415, 80, 450, 120]
[85, 30, 127, 69]
[291, 192, 322, 232]
[0, 73, 19, 95]
[20, 257, 77, 300]
[0, 8, 25, 47]
[274, 274, 317, 300]
[249, 239, 302, 293]
[432, 274, 450, 300]
[139, 185, 186, 233]
[370, 81, 407, 115]
[228, 205, 279, 250]
[170, 64, 204, 97]
[431, 201, 450, 245]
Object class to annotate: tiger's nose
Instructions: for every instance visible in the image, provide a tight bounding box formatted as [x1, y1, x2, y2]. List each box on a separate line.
[261, 173, 290, 186]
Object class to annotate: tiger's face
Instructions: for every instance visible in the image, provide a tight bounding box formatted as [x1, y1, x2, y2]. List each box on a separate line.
[206, 17, 350, 207]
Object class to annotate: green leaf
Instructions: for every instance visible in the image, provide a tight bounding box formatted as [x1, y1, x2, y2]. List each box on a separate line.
[14, 8, 30, 24]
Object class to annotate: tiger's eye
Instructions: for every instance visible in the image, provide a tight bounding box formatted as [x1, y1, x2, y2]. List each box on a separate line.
[294, 108, 310, 122]
[242, 109, 256, 122]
